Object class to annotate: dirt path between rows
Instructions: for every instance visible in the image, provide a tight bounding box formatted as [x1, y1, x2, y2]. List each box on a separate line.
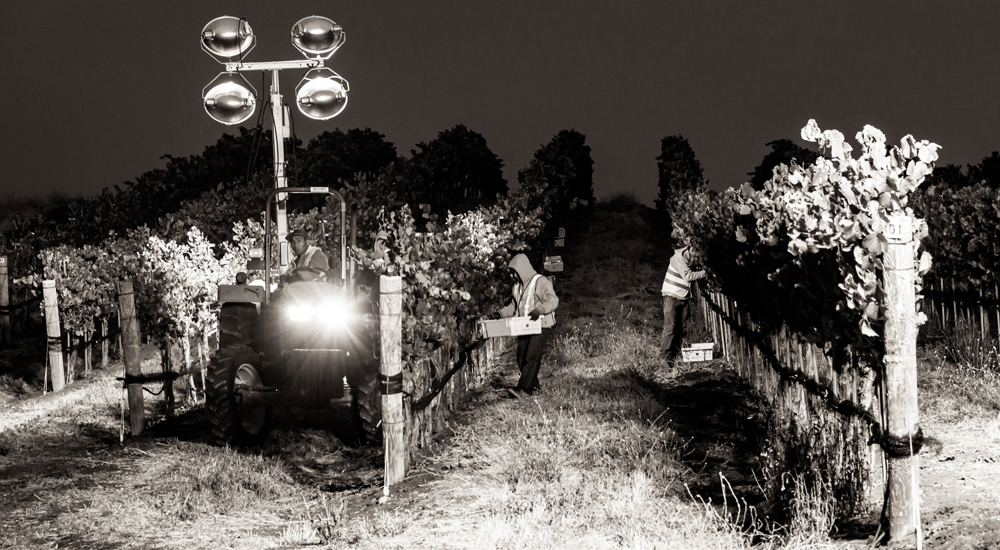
[919, 416, 1000, 549]
[2, 360, 999, 549]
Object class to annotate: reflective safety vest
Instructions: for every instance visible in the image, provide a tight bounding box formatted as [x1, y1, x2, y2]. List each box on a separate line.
[294, 246, 322, 269]
[661, 264, 692, 299]
[516, 274, 555, 325]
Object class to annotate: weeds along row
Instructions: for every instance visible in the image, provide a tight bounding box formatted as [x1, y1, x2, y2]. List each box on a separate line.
[700, 291, 882, 521]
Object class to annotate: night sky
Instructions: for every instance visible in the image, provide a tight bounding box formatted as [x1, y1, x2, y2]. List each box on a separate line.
[2, 1, 999, 206]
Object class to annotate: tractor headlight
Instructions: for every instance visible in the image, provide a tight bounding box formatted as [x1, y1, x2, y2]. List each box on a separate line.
[287, 305, 315, 322]
[286, 297, 355, 326]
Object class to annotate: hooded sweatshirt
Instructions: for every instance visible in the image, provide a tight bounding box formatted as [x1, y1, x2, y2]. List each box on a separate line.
[500, 254, 558, 328]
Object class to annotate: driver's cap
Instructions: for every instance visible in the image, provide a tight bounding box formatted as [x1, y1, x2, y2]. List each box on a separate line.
[286, 228, 309, 241]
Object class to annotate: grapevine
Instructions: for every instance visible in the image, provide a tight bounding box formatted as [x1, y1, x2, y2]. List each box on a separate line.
[675, 120, 939, 350]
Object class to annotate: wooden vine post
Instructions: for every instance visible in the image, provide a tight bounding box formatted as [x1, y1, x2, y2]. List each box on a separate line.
[883, 214, 921, 542]
[379, 275, 405, 492]
[42, 280, 65, 392]
[117, 280, 145, 436]
[0, 255, 9, 344]
[100, 318, 110, 370]
[159, 341, 176, 417]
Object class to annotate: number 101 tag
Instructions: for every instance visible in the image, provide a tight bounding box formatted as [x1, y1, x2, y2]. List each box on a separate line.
[885, 215, 912, 243]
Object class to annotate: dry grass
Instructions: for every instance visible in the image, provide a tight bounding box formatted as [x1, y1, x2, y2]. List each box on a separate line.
[356, 320, 758, 550]
[0, 297, 832, 549]
[919, 318, 1000, 423]
[350, 314, 850, 550]
[0, 371, 345, 549]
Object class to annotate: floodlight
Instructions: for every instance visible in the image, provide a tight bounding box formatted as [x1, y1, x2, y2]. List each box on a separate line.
[290, 16, 345, 59]
[201, 16, 255, 61]
[295, 68, 349, 120]
[203, 72, 257, 125]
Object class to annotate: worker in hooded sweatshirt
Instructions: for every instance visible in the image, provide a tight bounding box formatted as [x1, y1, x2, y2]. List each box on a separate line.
[498, 253, 559, 399]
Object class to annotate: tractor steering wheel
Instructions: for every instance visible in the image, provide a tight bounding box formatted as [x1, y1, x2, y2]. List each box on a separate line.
[288, 266, 328, 283]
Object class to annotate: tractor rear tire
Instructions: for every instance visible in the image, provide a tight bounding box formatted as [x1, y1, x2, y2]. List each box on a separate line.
[206, 344, 272, 446]
[352, 373, 382, 444]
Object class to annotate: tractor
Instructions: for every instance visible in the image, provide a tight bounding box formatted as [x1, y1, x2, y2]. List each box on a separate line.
[205, 187, 381, 445]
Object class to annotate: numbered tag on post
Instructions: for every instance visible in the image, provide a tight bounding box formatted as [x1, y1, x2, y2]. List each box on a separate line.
[885, 215, 912, 244]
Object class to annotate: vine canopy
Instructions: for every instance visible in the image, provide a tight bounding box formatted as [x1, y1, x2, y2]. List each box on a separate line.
[680, 120, 940, 349]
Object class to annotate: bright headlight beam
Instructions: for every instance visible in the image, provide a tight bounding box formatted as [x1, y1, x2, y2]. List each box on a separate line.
[286, 298, 356, 326]
[287, 305, 314, 322]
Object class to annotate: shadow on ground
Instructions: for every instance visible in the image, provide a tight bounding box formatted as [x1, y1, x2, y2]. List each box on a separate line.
[640, 366, 773, 517]
[142, 400, 386, 492]
[640, 364, 882, 545]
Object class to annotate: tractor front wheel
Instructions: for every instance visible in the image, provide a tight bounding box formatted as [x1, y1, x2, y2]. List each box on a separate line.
[206, 344, 272, 445]
[351, 373, 382, 444]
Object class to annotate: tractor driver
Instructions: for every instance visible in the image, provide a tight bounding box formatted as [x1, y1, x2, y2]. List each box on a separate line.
[282, 228, 330, 283]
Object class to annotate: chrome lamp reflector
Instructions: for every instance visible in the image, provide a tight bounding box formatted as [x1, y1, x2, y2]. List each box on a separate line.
[203, 72, 257, 125]
[295, 68, 349, 120]
[290, 16, 345, 59]
[201, 16, 256, 61]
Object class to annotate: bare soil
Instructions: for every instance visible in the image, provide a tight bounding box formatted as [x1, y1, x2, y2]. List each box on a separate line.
[918, 416, 1000, 550]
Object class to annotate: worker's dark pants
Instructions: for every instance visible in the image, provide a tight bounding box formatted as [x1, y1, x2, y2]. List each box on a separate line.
[516, 328, 550, 392]
[660, 296, 690, 359]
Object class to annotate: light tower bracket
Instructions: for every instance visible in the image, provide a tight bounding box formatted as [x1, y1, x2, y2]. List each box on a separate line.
[225, 59, 324, 72]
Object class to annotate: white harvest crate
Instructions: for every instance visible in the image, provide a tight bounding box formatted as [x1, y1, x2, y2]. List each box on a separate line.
[479, 316, 542, 338]
[681, 342, 714, 362]
[544, 255, 564, 272]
